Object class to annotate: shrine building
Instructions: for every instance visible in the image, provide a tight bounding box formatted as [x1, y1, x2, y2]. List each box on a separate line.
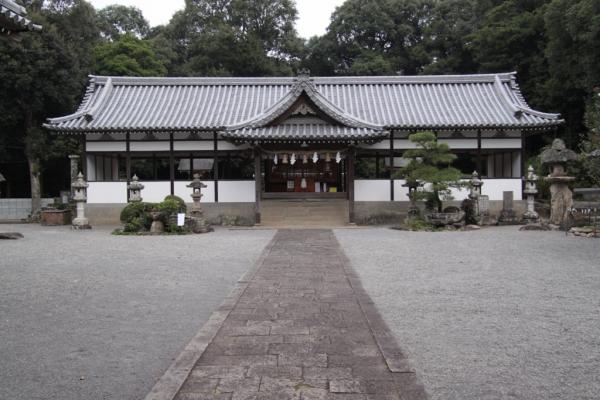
[44, 71, 563, 225]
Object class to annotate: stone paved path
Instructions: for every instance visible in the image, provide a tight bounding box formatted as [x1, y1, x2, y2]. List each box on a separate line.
[173, 230, 427, 400]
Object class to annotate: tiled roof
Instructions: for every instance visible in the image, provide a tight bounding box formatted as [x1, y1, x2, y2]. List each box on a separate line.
[0, 0, 41, 33]
[224, 124, 385, 142]
[45, 72, 563, 136]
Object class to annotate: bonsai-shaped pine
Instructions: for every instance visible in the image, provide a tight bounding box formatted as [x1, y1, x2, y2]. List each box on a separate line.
[400, 132, 463, 212]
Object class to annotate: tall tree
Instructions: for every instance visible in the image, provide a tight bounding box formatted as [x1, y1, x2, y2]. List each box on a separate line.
[94, 33, 167, 76]
[544, 0, 600, 146]
[0, 0, 100, 215]
[96, 4, 150, 40]
[155, 0, 303, 76]
[318, 0, 434, 76]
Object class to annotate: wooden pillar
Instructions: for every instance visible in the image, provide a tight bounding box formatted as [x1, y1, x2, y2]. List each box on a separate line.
[213, 132, 219, 203]
[389, 131, 394, 201]
[476, 129, 482, 174]
[126, 132, 131, 201]
[347, 147, 355, 224]
[169, 132, 174, 195]
[254, 147, 261, 224]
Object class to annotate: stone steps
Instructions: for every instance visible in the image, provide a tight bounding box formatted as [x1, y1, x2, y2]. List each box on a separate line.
[260, 199, 349, 227]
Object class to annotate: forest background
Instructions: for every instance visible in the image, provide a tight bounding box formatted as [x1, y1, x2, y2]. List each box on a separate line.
[0, 0, 598, 201]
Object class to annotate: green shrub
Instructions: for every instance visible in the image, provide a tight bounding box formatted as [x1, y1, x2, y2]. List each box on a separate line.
[120, 202, 153, 231]
[156, 198, 184, 219]
[405, 217, 432, 231]
[163, 195, 187, 213]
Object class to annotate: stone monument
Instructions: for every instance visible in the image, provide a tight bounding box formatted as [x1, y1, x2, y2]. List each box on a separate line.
[186, 173, 211, 233]
[149, 210, 165, 233]
[128, 175, 144, 202]
[522, 165, 539, 223]
[541, 138, 577, 226]
[71, 172, 91, 229]
[498, 191, 519, 224]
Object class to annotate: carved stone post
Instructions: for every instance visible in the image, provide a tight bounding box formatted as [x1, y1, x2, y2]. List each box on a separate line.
[522, 165, 539, 223]
[71, 172, 91, 229]
[127, 175, 144, 203]
[541, 139, 577, 226]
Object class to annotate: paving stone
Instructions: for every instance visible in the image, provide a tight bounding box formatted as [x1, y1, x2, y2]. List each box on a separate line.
[174, 230, 425, 400]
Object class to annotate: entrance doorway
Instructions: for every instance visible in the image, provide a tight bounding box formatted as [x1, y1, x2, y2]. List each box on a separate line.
[263, 157, 347, 198]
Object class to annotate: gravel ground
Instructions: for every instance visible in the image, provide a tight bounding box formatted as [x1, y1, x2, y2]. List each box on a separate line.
[335, 226, 600, 400]
[0, 224, 275, 400]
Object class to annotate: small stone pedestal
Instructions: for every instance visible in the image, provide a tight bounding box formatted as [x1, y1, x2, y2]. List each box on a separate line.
[71, 172, 91, 229]
[149, 211, 165, 233]
[187, 174, 212, 234]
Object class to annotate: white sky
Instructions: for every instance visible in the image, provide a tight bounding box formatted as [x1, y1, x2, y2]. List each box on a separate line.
[88, 0, 346, 39]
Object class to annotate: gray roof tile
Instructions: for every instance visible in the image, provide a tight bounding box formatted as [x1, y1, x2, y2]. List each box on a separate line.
[45, 72, 563, 136]
[0, 0, 41, 33]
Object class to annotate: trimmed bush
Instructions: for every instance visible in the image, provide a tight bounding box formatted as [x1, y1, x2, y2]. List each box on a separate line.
[163, 195, 187, 213]
[120, 202, 153, 230]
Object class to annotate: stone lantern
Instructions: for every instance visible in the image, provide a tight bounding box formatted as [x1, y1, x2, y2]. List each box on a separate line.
[468, 171, 483, 199]
[522, 165, 539, 223]
[128, 175, 144, 203]
[541, 139, 577, 226]
[71, 172, 91, 229]
[186, 173, 211, 233]
[187, 173, 207, 214]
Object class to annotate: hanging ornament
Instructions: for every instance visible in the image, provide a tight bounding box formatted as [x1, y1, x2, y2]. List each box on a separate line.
[312, 152, 319, 163]
[290, 153, 296, 165]
[282, 154, 288, 164]
[273, 154, 278, 165]
[302, 154, 308, 164]
[335, 151, 342, 164]
[325, 153, 331, 163]
[301, 177, 307, 189]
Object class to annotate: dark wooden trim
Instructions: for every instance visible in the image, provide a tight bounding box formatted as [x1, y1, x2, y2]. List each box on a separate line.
[347, 148, 355, 223]
[125, 132, 131, 202]
[477, 129, 482, 173]
[254, 148, 262, 224]
[169, 132, 175, 195]
[389, 130, 394, 201]
[214, 131, 219, 203]
[82, 136, 87, 179]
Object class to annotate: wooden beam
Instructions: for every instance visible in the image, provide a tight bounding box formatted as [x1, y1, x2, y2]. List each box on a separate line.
[347, 147, 355, 224]
[389, 130, 394, 201]
[169, 132, 174, 195]
[254, 147, 262, 224]
[214, 131, 219, 203]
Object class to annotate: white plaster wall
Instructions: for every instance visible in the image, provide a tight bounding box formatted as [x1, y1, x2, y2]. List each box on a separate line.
[355, 180, 391, 201]
[482, 179, 522, 201]
[218, 181, 255, 203]
[174, 181, 215, 203]
[438, 139, 478, 149]
[87, 182, 128, 204]
[138, 181, 171, 203]
[393, 180, 410, 201]
[393, 140, 419, 149]
[86, 142, 126, 152]
[481, 138, 521, 149]
[173, 141, 214, 151]
[130, 142, 170, 151]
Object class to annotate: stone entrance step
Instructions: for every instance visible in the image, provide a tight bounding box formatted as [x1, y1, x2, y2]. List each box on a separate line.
[260, 199, 349, 228]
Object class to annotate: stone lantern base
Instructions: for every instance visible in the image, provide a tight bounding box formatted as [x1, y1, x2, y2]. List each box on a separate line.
[189, 210, 213, 234]
[72, 218, 91, 230]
